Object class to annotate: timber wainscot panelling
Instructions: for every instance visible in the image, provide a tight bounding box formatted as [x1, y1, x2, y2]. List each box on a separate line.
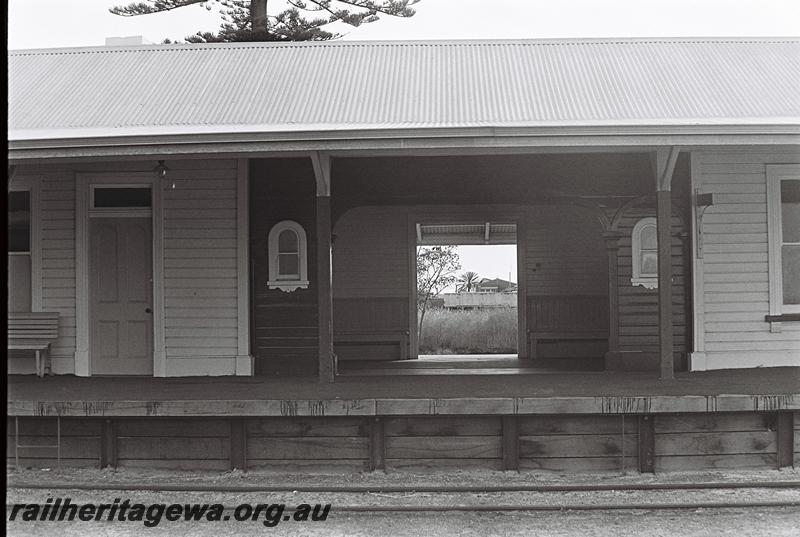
[384, 416, 504, 471]
[7, 412, 800, 471]
[246, 417, 370, 472]
[518, 415, 639, 473]
[332, 206, 411, 361]
[653, 412, 778, 471]
[115, 418, 231, 470]
[524, 205, 607, 297]
[7, 418, 101, 468]
[524, 205, 609, 363]
[250, 158, 319, 377]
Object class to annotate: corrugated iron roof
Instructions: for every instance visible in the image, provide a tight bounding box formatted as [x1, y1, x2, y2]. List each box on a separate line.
[8, 38, 800, 141]
[418, 222, 517, 245]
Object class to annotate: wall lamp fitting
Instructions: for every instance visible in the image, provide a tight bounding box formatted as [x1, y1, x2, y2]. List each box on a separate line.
[154, 160, 170, 179]
[696, 193, 714, 207]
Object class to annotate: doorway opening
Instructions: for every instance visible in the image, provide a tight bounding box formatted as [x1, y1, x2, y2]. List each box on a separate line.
[415, 222, 519, 361]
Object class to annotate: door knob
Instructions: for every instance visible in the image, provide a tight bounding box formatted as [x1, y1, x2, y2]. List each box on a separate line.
[145, 307, 153, 314]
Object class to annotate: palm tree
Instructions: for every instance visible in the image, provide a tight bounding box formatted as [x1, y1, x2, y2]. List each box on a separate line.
[456, 271, 480, 293]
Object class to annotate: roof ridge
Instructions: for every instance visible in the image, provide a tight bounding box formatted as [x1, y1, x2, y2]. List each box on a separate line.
[9, 36, 800, 55]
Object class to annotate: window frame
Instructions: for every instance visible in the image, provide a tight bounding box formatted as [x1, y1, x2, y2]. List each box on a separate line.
[631, 217, 658, 289]
[90, 184, 153, 217]
[8, 178, 42, 312]
[767, 164, 800, 316]
[8, 190, 32, 255]
[267, 220, 309, 292]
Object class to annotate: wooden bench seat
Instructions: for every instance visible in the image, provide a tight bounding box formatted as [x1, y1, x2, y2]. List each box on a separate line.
[527, 295, 608, 360]
[527, 329, 608, 360]
[335, 330, 410, 361]
[8, 312, 59, 377]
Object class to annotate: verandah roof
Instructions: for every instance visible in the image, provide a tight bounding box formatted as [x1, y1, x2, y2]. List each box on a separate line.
[8, 38, 800, 145]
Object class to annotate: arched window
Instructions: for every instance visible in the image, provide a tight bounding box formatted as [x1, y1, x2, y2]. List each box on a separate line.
[268, 220, 309, 292]
[631, 217, 658, 289]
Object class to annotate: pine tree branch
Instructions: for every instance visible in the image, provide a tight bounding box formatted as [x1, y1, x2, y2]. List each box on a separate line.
[332, 0, 418, 18]
[110, 0, 208, 17]
[110, 0, 420, 42]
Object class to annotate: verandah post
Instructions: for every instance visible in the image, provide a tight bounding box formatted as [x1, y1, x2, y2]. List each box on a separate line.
[311, 152, 336, 382]
[603, 231, 622, 363]
[654, 147, 680, 380]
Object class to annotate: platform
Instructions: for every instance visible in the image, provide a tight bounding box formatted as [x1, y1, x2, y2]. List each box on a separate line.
[7, 367, 800, 417]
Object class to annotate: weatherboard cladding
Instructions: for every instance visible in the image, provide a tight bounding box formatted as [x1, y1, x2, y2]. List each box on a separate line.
[8, 39, 800, 139]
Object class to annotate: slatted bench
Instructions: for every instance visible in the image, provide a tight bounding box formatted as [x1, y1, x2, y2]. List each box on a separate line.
[527, 295, 608, 360]
[8, 312, 60, 377]
[527, 329, 608, 360]
[335, 330, 410, 361]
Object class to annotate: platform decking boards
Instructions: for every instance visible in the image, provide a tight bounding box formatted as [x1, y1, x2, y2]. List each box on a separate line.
[8, 367, 799, 413]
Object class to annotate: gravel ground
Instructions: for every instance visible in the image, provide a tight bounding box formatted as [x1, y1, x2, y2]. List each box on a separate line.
[9, 466, 800, 488]
[7, 467, 800, 536]
[8, 508, 800, 537]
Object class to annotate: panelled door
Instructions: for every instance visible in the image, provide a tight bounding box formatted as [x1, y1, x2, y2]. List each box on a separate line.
[90, 217, 153, 375]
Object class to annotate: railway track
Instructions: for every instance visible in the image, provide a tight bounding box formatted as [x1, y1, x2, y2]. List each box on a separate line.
[7, 480, 800, 493]
[7, 481, 800, 512]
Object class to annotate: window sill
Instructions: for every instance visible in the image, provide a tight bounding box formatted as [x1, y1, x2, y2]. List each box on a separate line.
[765, 313, 800, 322]
[765, 313, 800, 333]
[631, 277, 658, 290]
[268, 280, 309, 292]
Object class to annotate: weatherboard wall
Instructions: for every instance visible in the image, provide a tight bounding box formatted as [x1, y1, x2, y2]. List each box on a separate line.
[249, 158, 319, 377]
[7, 160, 244, 376]
[613, 207, 689, 369]
[692, 149, 800, 370]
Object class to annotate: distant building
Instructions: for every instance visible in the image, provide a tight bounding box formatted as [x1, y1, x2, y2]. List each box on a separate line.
[476, 278, 517, 293]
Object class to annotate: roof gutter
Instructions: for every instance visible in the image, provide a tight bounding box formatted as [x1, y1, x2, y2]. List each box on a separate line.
[8, 124, 800, 161]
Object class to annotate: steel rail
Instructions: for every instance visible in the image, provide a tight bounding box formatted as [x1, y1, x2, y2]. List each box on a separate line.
[7, 481, 800, 494]
[6, 501, 800, 514]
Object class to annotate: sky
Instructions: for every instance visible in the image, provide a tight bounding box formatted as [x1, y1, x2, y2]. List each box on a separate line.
[7, 0, 800, 49]
[454, 245, 517, 287]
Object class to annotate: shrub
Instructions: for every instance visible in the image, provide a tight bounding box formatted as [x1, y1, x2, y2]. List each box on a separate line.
[419, 307, 517, 354]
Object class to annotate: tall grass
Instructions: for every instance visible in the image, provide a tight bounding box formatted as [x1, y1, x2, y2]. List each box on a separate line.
[420, 307, 517, 354]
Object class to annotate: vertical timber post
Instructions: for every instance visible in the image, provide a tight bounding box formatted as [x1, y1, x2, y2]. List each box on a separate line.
[230, 418, 247, 471]
[311, 152, 335, 383]
[654, 147, 679, 380]
[638, 415, 655, 473]
[502, 416, 519, 471]
[369, 417, 385, 471]
[777, 412, 794, 468]
[100, 419, 117, 469]
[603, 232, 622, 364]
